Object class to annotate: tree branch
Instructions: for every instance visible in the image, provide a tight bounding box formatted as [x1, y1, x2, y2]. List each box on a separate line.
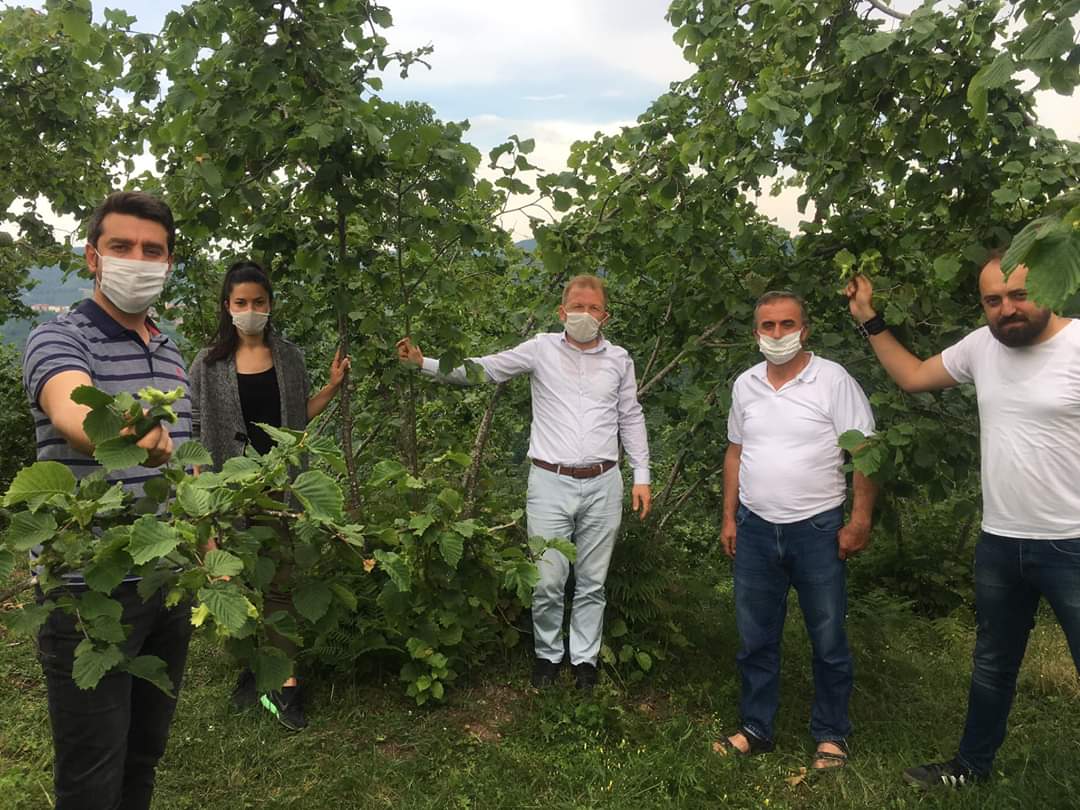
[637, 319, 727, 399]
[640, 297, 674, 383]
[657, 463, 724, 534]
[864, 0, 907, 20]
[0, 578, 34, 605]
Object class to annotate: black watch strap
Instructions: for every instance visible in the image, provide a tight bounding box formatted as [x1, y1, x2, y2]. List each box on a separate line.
[857, 314, 887, 338]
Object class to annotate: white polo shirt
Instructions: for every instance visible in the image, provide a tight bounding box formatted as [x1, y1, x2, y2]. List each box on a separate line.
[728, 354, 875, 523]
[941, 320, 1080, 539]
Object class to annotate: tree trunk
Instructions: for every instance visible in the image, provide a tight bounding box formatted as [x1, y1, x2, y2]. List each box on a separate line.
[336, 205, 362, 515]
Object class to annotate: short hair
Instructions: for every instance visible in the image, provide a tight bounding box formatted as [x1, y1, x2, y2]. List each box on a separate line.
[562, 274, 608, 308]
[86, 191, 176, 255]
[754, 290, 809, 325]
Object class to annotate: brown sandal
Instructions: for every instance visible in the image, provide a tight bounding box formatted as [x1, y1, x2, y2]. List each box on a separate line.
[716, 726, 775, 756]
[812, 739, 850, 771]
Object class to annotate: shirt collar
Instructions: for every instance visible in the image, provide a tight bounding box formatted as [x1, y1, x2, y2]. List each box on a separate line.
[749, 352, 819, 384]
[560, 332, 609, 354]
[76, 298, 163, 343]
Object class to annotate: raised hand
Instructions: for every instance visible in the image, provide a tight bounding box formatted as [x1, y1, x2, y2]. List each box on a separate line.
[844, 275, 877, 323]
[396, 337, 423, 366]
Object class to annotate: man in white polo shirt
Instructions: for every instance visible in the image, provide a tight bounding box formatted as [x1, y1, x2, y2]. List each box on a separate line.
[718, 291, 877, 771]
[396, 274, 651, 690]
[847, 257, 1080, 789]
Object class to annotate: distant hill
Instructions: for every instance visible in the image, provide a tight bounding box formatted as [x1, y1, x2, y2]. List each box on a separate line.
[0, 265, 93, 349]
[0, 263, 181, 351]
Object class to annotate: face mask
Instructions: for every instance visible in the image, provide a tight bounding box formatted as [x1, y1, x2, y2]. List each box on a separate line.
[564, 312, 602, 343]
[758, 331, 803, 365]
[97, 254, 170, 314]
[231, 309, 270, 335]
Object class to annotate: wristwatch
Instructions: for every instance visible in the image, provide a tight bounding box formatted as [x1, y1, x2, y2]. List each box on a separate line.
[856, 313, 887, 338]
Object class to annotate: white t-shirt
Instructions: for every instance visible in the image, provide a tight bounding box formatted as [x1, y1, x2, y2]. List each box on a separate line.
[941, 320, 1080, 539]
[728, 354, 876, 523]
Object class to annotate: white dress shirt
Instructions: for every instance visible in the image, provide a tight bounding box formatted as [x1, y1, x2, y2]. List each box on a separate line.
[422, 331, 650, 484]
[727, 354, 875, 523]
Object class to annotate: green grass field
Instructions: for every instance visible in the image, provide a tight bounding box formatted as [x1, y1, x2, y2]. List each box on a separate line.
[2, 580, 1077, 810]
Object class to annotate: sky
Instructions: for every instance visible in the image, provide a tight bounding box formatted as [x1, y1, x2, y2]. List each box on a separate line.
[7, 0, 1079, 239]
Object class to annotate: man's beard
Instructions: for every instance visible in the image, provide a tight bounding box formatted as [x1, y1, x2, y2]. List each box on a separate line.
[988, 309, 1052, 347]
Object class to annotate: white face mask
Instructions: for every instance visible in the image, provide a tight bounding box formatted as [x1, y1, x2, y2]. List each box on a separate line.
[231, 309, 270, 335]
[97, 254, 170, 314]
[758, 331, 803, 365]
[564, 311, 602, 343]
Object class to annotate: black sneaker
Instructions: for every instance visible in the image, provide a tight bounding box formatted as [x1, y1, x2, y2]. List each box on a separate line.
[572, 662, 598, 691]
[531, 658, 561, 687]
[230, 669, 258, 710]
[903, 759, 984, 789]
[260, 685, 308, 731]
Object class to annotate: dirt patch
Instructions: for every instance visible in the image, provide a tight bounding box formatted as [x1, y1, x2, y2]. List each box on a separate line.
[448, 683, 521, 743]
[373, 739, 418, 761]
[629, 689, 674, 721]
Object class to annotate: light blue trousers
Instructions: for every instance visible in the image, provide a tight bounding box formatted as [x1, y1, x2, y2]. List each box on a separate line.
[527, 464, 623, 666]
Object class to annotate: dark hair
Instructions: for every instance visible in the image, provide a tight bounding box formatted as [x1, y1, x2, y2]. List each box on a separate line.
[86, 191, 176, 255]
[754, 290, 810, 326]
[204, 260, 275, 364]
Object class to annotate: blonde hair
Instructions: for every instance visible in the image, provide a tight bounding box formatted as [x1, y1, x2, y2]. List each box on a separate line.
[562, 274, 608, 308]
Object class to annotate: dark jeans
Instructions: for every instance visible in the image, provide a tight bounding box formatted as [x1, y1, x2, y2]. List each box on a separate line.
[956, 533, 1080, 776]
[734, 504, 852, 744]
[37, 581, 193, 810]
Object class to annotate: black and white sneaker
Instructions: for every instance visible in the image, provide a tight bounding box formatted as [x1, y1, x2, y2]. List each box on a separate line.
[260, 685, 308, 731]
[903, 759, 984, 789]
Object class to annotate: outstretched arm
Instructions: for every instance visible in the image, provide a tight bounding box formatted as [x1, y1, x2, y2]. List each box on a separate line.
[396, 336, 537, 386]
[845, 275, 958, 393]
[307, 349, 351, 420]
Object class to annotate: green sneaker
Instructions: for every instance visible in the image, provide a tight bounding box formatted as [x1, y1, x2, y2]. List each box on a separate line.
[260, 685, 308, 731]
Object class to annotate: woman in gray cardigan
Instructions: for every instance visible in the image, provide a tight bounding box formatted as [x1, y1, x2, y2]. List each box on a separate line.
[188, 260, 348, 731]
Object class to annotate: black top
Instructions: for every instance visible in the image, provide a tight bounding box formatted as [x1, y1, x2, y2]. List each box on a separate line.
[236, 367, 282, 455]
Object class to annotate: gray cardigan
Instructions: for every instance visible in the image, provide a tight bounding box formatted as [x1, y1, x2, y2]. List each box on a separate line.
[188, 334, 310, 470]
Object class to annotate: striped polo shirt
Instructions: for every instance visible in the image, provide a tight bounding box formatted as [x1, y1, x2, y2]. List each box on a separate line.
[22, 298, 192, 580]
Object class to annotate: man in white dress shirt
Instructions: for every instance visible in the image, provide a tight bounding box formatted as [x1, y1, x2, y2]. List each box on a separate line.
[397, 274, 651, 689]
[719, 291, 877, 771]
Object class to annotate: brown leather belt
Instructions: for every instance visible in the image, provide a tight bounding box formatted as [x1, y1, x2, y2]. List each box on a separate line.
[532, 459, 616, 479]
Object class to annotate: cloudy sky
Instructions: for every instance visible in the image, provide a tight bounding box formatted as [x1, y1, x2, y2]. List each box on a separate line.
[10, 0, 1079, 238]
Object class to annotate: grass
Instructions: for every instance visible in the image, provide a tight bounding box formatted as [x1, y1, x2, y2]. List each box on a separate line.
[2, 575, 1078, 810]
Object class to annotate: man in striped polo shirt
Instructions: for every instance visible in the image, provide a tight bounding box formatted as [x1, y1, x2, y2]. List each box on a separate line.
[22, 191, 193, 810]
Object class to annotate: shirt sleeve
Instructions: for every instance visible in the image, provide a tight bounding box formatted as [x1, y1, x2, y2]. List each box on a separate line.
[726, 380, 745, 445]
[616, 355, 650, 485]
[830, 370, 876, 437]
[298, 346, 311, 403]
[940, 330, 978, 385]
[22, 322, 92, 409]
[420, 337, 538, 385]
[188, 353, 204, 441]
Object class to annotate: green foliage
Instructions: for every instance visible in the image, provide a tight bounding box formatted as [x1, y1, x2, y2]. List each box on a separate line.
[1, 0, 1078, 701]
[0, 345, 35, 495]
[0, 387, 554, 702]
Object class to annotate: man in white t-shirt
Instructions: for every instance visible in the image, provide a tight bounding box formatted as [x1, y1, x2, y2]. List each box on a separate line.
[718, 291, 878, 771]
[846, 257, 1080, 789]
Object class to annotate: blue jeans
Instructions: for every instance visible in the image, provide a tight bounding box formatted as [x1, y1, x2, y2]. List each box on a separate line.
[956, 533, 1080, 776]
[527, 464, 623, 666]
[734, 504, 852, 744]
